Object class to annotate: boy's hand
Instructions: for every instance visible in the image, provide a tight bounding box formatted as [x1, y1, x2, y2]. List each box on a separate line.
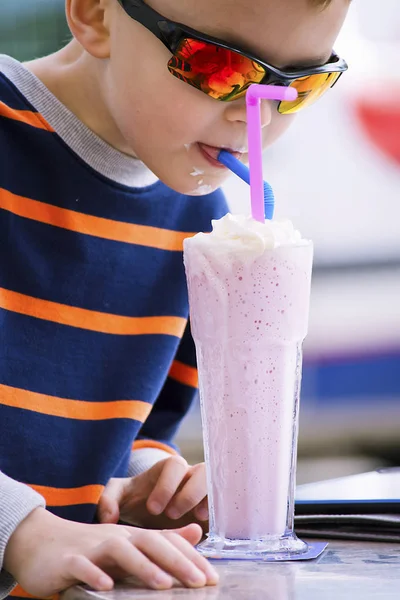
[4, 507, 218, 597]
[97, 456, 209, 530]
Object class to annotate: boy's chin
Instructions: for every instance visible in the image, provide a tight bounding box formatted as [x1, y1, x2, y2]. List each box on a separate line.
[184, 184, 219, 197]
[157, 172, 225, 197]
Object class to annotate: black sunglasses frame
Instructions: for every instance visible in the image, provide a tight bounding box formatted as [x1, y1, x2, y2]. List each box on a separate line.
[117, 0, 348, 94]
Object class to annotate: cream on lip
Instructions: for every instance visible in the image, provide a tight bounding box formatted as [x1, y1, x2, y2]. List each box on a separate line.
[190, 167, 205, 176]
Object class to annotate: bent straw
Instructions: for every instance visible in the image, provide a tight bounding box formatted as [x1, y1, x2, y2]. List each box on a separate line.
[217, 150, 275, 219]
[246, 84, 298, 222]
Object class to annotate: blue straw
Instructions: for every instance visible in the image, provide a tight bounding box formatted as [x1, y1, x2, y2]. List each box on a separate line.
[218, 150, 275, 220]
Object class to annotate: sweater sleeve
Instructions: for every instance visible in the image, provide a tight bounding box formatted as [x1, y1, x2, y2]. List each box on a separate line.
[127, 448, 174, 478]
[132, 321, 198, 458]
[0, 472, 45, 599]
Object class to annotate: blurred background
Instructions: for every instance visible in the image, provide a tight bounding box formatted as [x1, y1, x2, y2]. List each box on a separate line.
[1, 0, 399, 484]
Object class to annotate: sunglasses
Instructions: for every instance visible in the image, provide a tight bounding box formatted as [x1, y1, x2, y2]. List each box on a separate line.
[117, 0, 348, 114]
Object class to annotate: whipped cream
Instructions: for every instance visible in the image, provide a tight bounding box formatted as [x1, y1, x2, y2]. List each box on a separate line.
[186, 213, 309, 256]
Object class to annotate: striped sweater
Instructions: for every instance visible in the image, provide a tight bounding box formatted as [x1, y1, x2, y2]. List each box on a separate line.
[0, 55, 228, 597]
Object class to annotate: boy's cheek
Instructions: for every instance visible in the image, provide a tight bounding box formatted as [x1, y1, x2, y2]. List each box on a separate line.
[263, 112, 296, 149]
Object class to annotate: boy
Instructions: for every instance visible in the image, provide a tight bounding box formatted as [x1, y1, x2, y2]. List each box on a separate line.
[0, 0, 349, 596]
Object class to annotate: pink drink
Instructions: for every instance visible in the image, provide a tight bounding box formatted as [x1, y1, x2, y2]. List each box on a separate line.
[184, 214, 313, 559]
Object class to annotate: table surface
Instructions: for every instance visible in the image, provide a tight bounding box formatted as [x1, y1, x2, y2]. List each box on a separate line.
[62, 540, 400, 600]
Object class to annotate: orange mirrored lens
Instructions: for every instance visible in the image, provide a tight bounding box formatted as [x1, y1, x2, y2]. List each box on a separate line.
[168, 38, 265, 101]
[278, 72, 341, 114]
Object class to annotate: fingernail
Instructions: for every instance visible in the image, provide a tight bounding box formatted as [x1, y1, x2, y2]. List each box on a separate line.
[197, 507, 209, 521]
[206, 566, 219, 585]
[148, 502, 162, 515]
[188, 571, 207, 587]
[98, 575, 113, 589]
[167, 508, 180, 520]
[153, 573, 173, 589]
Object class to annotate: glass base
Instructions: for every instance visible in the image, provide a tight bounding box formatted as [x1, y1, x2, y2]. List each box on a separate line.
[197, 533, 308, 562]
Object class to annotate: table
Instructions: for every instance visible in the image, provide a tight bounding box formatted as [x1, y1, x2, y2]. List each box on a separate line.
[62, 540, 400, 600]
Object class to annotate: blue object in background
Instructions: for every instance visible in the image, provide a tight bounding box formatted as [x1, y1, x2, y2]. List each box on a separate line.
[302, 348, 400, 405]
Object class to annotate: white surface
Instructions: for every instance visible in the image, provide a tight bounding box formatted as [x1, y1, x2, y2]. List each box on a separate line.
[306, 269, 400, 355]
[296, 469, 400, 502]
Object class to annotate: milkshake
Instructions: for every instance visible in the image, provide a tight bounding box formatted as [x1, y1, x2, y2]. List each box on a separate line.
[184, 213, 313, 559]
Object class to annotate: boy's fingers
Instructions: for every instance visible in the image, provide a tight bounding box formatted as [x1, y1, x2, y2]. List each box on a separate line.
[165, 465, 207, 519]
[133, 530, 207, 588]
[91, 537, 173, 590]
[171, 523, 203, 546]
[194, 497, 209, 522]
[63, 554, 114, 592]
[146, 456, 189, 515]
[97, 478, 128, 524]
[97, 498, 119, 524]
[161, 531, 219, 586]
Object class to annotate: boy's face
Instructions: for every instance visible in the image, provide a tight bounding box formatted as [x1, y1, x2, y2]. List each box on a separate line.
[104, 0, 349, 194]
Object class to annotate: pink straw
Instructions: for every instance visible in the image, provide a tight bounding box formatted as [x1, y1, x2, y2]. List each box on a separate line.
[246, 85, 298, 223]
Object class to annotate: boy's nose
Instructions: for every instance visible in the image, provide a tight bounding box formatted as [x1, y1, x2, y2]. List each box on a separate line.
[224, 98, 273, 128]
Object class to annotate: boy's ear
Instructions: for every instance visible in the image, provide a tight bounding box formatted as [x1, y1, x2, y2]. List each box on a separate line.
[66, 0, 112, 59]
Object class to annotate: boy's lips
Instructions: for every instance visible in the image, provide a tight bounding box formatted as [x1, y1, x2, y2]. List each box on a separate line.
[197, 143, 244, 169]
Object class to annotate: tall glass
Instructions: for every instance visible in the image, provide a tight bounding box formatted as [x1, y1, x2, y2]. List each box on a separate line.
[184, 221, 313, 560]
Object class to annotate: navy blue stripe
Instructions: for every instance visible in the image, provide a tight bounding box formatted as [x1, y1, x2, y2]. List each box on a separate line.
[0, 310, 180, 401]
[0, 212, 189, 318]
[175, 322, 197, 369]
[0, 72, 40, 111]
[0, 406, 134, 488]
[141, 378, 197, 444]
[49, 504, 98, 523]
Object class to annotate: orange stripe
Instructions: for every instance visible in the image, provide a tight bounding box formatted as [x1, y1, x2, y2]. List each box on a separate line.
[0, 287, 186, 337]
[29, 483, 104, 507]
[133, 440, 177, 455]
[0, 383, 152, 422]
[0, 101, 53, 132]
[169, 360, 198, 388]
[10, 587, 35, 599]
[0, 187, 195, 251]
[10, 586, 57, 599]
